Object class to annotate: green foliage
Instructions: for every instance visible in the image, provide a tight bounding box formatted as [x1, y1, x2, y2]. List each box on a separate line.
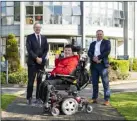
[8, 68, 28, 84]
[1, 94, 17, 110]
[108, 59, 129, 81]
[0, 72, 6, 84]
[6, 33, 20, 73]
[132, 58, 137, 71]
[110, 92, 137, 120]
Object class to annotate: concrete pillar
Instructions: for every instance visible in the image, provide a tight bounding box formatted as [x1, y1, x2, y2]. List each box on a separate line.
[123, 2, 128, 56]
[20, 2, 25, 67]
[81, 2, 86, 48]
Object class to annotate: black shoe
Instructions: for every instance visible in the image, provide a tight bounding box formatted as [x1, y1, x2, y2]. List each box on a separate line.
[27, 98, 32, 105]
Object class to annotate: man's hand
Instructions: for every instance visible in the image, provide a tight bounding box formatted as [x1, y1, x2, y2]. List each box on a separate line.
[36, 57, 42, 64]
[93, 56, 98, 62]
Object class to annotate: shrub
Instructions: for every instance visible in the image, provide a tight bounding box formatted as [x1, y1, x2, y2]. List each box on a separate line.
[8, 68, 28, 84]
[132, 58, 137, 71]
[1, 72, 6, 84]
[6, 34, 20, 73]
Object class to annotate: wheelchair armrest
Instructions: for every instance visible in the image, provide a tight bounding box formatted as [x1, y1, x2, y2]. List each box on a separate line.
[56, 74, 75, 78]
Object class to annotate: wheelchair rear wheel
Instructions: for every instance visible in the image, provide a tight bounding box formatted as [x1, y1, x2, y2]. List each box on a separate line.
[61, 98, 78, 115]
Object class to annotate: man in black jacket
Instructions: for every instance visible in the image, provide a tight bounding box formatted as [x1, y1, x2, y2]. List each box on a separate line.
[88, 30, 111, 106]
[26, 22, 49, 105]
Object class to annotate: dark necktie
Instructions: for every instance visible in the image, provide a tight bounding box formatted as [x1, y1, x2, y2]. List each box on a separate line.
[37, 35, 40, 46]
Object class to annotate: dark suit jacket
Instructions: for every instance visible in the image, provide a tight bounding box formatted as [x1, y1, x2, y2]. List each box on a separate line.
[26, 33, 49, 66]
[88, 39, 111, 68]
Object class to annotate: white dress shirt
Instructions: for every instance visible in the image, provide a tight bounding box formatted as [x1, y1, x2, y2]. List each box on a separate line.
[94, 40, 102, 56]
[35, 33, 41, 47]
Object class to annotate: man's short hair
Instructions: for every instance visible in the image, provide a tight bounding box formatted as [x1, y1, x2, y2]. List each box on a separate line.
[64, 44, 73, 49]
[96, 30, 104, 33]
[33, 22, 41, 28]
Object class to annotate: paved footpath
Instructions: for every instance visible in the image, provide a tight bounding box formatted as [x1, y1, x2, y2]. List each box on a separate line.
[1, 84, 125, 121]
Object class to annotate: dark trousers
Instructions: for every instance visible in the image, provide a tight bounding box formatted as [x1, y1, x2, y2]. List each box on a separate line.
[91, 63, 110, 101]
[27, 65, 44, 100]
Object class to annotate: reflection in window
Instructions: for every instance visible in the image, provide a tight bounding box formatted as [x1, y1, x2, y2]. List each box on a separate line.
[6, 2, 14, 6]
[14, 5, 20, 21]
[35, 6, 43, 14]
[100, 17, 107, 26]
[92, 8, 99, 14]
[114, 10, 120, 18]
[25, 2, 33, 5]
[26, 6, 33, 15]
[1, 2, 6, 7]
[35, 16, 43, 24]
[92, 15, 100, 26]
[72, 6, 81, 15]
[100, 2, 106, 8]
[62, 16, 72, 24]
[54, 6, 62, 15]
[92, 2, 99, 7]
[72, 2, 80, 6]
[7, 7, 14, 16]
[114, 18, 120, 27]
[72, 16, 80, 25]
[107, 18, 113, 27]
[86, 17, 92, 25]
[107, 2, 113, 9]
[119, 2, 123, 10]
[54, 15, 62, 24]
[101, 9, 106, 15]
[85, 7, 91, 16]
[2, 16, 14, 25]
[44, 6, 53, 24]
[62, 6, 72, 15]
[114, 2, 118, 10]
[26, 16, 33, 24]
[2, 7, 6, 16]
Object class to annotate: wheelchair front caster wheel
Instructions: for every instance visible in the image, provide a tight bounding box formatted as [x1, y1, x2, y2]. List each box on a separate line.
[86, 105, 93, 113]
[43, 106, 50, 112]
[51, 107, 60, 116]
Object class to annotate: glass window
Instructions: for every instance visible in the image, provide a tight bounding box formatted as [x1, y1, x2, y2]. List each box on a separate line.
[114, 18, 120, 27]
[119, 2, 123, 10]
[35, 6, 43, 14]
[114, 2, 118, 10]
[101, 9, 106, 15]
[62, 16, 72, 24]
[85, 2, 91, 7]
[26, 6, 33, 15]
[14, 6, 20, 21]
[76, 37, 82, 46]
[120, 11, 125, 19]
[72, 16, 80, 25]
[92, 15, 100, 26]
[92, 2, 99, 7]
[26, 16, 33, 24]
[25, 2, 33, 5]
[100, 17, 107, 26]
[54, 6, 62, 15]
[72, 2, 80, 6]
[62, 2, 71, 6]
[34, 2, 43, 5]
[107, 18, 113, 27]
[108, 9, 113, 18]
[43, 6, 53, 24]
[100, 2, 106, 8]
[92, 8, 99, 14]
[2, 16, 14, 25]
[86, 17, 92, 25]
[62, 6, 72, 15]
[85, 7, 91, 16]
[72, 6, 81, 15]
[1, 7, 6, 16]
[54, 15, 62, 24]
[43, 2, 53, 5]
[114, 10, 120, 18]
[53, 2, 62, 5]
[120, 19, 124, 28]
[14, 2, 20, 6]
[6, 7, 14, 16]
[35, 16, 43, 24]
[107, 2, 113, 9]
[6, 2, 14, 6]
[1, 2, 6, 7]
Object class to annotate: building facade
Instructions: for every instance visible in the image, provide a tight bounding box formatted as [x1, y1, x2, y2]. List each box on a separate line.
[0, 1, 137, 67]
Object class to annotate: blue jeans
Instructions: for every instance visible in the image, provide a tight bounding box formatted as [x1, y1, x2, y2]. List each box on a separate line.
[91, 63, 110, 101]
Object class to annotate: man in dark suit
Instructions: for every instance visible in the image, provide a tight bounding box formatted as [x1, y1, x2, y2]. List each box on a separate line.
[88, 30, 111, 106]
[26, 22, 49, 105]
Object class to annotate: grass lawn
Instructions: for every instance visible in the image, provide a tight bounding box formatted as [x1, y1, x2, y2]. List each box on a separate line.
[1, 94, 17, 110]
[110, 92, 137, 120]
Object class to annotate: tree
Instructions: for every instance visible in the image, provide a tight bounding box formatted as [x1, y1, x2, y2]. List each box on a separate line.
[6, 34, 20, 72]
